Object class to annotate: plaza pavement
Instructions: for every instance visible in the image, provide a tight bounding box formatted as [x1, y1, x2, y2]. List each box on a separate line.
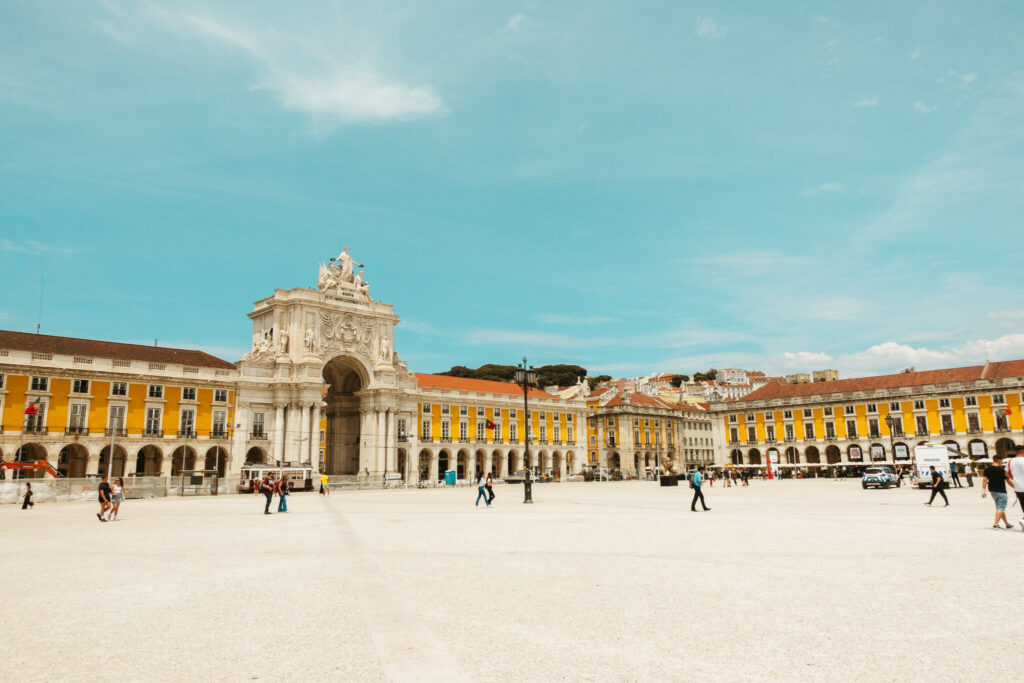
[2, 479, 1022, 682]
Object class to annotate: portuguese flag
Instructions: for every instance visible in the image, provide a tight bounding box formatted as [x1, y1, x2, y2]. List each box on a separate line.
[486, 419, 496, 430]
[24, 397, 40, 415]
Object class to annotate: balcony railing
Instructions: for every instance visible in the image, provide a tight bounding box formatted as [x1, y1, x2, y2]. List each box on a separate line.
[967, 427, 982, 434]
[784, 437, 795, 443]
[892, 430, 905, 437]
[397, 434, 408, 443]
[440, 437, 452, 443]
[143, 429, 163, 437]
[729, 439, 739, 445]
[421, 436, 433, 442]
[210, 429, 229, 439]
[250, 430, 268, 440]
[493, 438, 504, 444]
[24, 425, 48, 435]
[567, 440, 575, 446]
[868, 431, 880, 439]
[178, 429, 196, 438]
[995, 425, 1011, 433]
[105, 428, 127, 437]
[941, 428, 956, 435]
[553, 440, 562, 445]
[65, 426, 89, 436]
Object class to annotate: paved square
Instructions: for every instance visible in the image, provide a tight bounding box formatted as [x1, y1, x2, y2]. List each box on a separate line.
[2, 480, 1021, 681]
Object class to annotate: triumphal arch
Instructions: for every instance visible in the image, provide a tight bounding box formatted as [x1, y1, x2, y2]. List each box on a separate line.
[234, 249, 419, 477]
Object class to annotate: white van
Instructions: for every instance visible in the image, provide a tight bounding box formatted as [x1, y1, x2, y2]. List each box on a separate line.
[913, 443, 950, 488]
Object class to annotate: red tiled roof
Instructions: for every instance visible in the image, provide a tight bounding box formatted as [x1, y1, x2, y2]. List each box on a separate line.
[604, 391, 676, 410]
[415, 373, 556, 398]
[0, 330, 235, 369]
[735, 361, 1024, 402]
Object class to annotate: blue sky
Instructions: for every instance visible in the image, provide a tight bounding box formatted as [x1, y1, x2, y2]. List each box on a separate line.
[2, 1, 1023, 378]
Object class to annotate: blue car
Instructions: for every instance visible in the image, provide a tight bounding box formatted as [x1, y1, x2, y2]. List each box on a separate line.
[861, 466, 899, 489]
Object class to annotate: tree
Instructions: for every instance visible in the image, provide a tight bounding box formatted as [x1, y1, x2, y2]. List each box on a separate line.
[587, 374, 612, 390]
[437, 363, 587, 387]
[670, 374, 689, 387]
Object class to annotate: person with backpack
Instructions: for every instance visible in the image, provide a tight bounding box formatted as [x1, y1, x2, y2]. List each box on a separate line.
[261, 474, 275, 514]
[924, 466, 948, 506]
[690, 466, 710, 512]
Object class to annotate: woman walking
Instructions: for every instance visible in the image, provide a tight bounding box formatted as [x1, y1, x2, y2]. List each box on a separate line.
[22, 482, 34, 510]
[277, 475, 290, 513]
[475, 471, 490, 507]
[486, 472, 495, 504]
[109, 477, 126, 520]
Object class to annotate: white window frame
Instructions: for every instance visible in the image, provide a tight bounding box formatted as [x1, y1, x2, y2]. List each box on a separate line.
[182, 387, 197, 400]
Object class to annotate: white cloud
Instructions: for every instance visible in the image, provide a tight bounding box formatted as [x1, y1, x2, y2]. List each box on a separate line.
[695, 17, 727, 40]
[137, 9, 445, 126]
[464, 329, 583, 349]
[772, 334, 1024, 378]
[802, 181, 844, 196]
[942, 70, 976, 88]
[538, 314, 617, 325]
[913, 100, 937, 113]
[0, 239, 78, 256]
[988, 309, 1024, 320]
[506, 13, 529, 30]
[855, 95, 879, 107]
[911, 47, 922, 60]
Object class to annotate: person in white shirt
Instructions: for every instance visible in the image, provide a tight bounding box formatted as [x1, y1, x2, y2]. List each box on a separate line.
[1007, 446, 1024, 531]
[475, 472, 491, 507]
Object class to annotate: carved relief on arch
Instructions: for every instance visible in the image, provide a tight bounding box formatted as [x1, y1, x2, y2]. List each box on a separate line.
[319, 312, 373, 361]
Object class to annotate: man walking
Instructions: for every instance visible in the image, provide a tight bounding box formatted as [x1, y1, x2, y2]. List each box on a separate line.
[950, 462, 962, 488]
[691, 466, 710, 512]
[924, 465, 948, 506]
[981, 454, 1014, 529]
[97, 475, 112, 522]
[1007, 446, 1024, 531]
[261, 474, 275, 514]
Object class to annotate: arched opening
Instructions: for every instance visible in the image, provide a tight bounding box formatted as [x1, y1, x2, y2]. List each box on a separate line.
[322, 355, 370, 475]
[825, 444, 841, 465]
[245, 447, 268, 465]
[995, 437, 1016, 459]
[942, 440, 960, 457]
[784, 446, 799, 464]
[456, 449, 469, 479]
[397, 448, 407, 480]
[13, 444, 49, 479]
[893, 441, 910, 462]
[553, 451, 563, 479]
[847, 444, 863, 463]
[136, 445, 163, 475]
[730, 449, 743, 465]
[509, 449, 521, 473]
[171, 446, 197, 476]
[204, 447, 228, 478]
[99, 444, 129, 478]
[491, 449, 502, 476]
[805, 446, 820, 464]
[438, 450, 451, 480]
[633, 454, 639, 474]
[968, 439, 987, 458]
[58, 444, 89, 478]
[747, 448, 762, 465]
[418, 449, 431, 481]
[766, 448, 779, 467]
[869, 443, 886, 462]
[609, 452, 621, 470]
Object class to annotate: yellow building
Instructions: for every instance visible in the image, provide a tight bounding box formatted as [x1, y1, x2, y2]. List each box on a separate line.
[710, 361, 1024, 468]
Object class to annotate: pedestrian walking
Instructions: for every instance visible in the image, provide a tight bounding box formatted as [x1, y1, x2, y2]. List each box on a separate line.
[475, 471, 490, 507]
[109, 477, 126, 520]
[320, 472, 330, 496]
[897, 467, 906, 487]
[690, 466, 711, 512]
[261, 474, 275, 514]
[278, 475, 290, 512]
[1008, 446, 1024, 531]
[950, 462, 962, 488]
[924, 466, 949, 506]
[22, 482, 34, 510]
[97, 475, 112, 522]
[981, 454, 1014, 529]
[486, 472, 495, 503]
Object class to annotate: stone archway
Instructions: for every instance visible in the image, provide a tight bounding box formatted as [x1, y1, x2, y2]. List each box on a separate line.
[58, 444, 89, 478]
[136, 444, 163, 475]
[730, 448, 743, 465]
[99, 444, 129, 478]
[322, 355, 372, 475]
[418, 449, 431, 481]
[609, 452, 621, 470]
[246, 447, 268, 465]
[438, 449, 451, 480]
[204, 447, 228, 478]
[748, 448, 762, 465]
[171, 446, 197, 476]
[13, 444, 49, 479]
[397, 448, 407, 480]
[492, 449, 504, 477]
[784, 446, 800, 464]
[805, 446, 820, 464]
[825, 445, 841, 465]
[995, 437, 1016, 459]
[456, 449, 469, 479]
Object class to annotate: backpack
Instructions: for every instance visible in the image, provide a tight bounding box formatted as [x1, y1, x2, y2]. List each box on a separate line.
[689, 474, 696, 489]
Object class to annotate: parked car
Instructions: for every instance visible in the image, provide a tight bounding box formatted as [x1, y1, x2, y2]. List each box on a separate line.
[861, 466, 899, 489]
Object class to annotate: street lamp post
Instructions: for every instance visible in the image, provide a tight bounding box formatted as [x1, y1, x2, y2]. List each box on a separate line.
[514, 357, 538, 504]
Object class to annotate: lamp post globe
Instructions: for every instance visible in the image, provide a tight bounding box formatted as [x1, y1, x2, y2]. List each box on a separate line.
[515, 357, 537, 504]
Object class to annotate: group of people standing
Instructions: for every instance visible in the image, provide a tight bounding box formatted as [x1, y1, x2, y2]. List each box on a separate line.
[255, 474, 291, 514]
[923, 447, 1024, 530]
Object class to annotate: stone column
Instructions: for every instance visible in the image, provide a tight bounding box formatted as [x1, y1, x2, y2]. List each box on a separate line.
[387, 410, 397, 475]
[497, 451, 507, 478]
[359, 409, 375, 477]
[377, 410, 387, 475]
[309, 405, 321, 471]
[86, 449, 102, 477]
[429, 450, 438, 485]
[299, 403, 311, 467]
[273, 404, 285, 465]
[468, 451, 477, 479]
[483, 451, 492, 476]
